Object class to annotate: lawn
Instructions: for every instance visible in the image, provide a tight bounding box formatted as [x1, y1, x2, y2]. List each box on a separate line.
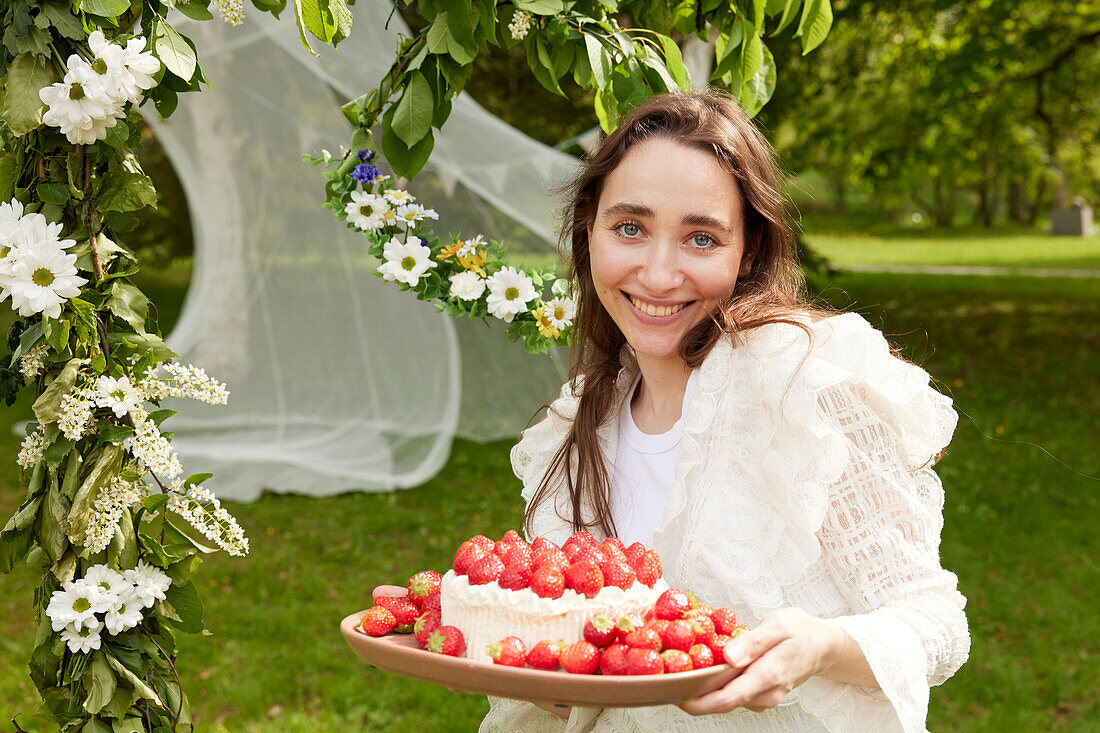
[2, 250, 1098, 730]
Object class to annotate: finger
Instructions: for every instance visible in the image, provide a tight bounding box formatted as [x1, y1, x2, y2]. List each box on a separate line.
[722, 619, 792, 669]
[371, 584, 408, 600]
[680, 659, 779, 715]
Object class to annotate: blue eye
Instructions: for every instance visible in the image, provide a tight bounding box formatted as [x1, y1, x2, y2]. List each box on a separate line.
[691, 233, 715, 248]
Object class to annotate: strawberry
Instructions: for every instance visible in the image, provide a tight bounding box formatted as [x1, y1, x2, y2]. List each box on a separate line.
[531, 545, 569, 573]
[583, 614, 619, 648]
[624, 542, 647, 565]
[625, 647, 663, 675]
[654, 588, 692, 620]
[728, 623, 749, 638]
[644, 606, 658, 624]
[468, 553, 505, 585]
[632, 550, 663, 588]
[360, 606, 397, 637]
[569, 531, 597, 547]
[662, 619, 695, 652]
[501, 529, 525, 545]
[646, 619, 671, 640]
[453, 539, 490, 576]
[531, 565, 566, 599]
[615, 612, 646, 644]
[599, 643, 630, 675]
[688, 613, 717, 647]
[499, 543, 532, 570]
[375, 596, 420, 627]
[407, 570, 443, 607]
[661, 649, 693, 674]
[418, 590, 442, 616]
[526, 639, 563, 670]
[413, 611, 441, 646]
[529, 536, 557, 554]
[493, 540, 508, 557]
[564, 559, 604, 599]
[468, 534, 495, 552]
[688, 643, 715, 669]
[487, 636, 527, 667]
[624, 626, 663, 652]
[600, 536, 627, 558]
[710, 607, 738, 635]
[497, 562, 531, 591]
[559, 640, 601, 674]
[561, 532, 596, 562]
[427, 625, 466, 656]
[708, 634, 734, 660]
[573, 545, 607, 566]
[600, 560, 637, 590]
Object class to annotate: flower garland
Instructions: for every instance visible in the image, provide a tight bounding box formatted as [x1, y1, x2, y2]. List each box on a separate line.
[311, 147, 575, 354]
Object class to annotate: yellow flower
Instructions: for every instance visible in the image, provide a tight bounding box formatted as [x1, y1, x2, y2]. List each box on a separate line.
[533, 305, 560, 339]
[458, 249, 487, 276]
[437, 242, 463, 261]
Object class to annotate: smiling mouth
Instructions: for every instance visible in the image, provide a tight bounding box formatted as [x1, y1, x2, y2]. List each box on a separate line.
[626, 293, 692, 317]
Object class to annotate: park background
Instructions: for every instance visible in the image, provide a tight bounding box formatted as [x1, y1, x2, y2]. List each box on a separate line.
[2, 0, 1098, 730]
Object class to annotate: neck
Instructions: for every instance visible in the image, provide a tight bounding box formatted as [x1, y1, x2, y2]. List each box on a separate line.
[630, 353, 693, 433]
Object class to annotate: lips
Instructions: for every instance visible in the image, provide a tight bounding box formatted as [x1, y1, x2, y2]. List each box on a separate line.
[626, 293, 691, 317]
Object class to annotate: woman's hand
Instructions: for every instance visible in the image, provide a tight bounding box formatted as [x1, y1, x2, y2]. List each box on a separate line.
[679, 608, 852, 715]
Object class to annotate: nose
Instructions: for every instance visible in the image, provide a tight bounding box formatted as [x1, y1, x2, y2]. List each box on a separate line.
[636, 240, 684, 294]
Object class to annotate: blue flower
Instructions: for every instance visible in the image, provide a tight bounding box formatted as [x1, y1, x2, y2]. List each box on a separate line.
[357, 149, 377, 163]
[352, 163, 380, 183]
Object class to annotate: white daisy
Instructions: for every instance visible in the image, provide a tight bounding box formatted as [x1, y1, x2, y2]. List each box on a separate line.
[123, 561, 172, 609]
[395, 203, 439, 224]
[103, 586, 144, 634]
[382, 189, 415, 206]
[118, 36, 161, 96]
[344, 191, 388, 232]
[84, 565, 128, 599]
[377, 236, 437, 286]
[485, 266, 537, 322]
[39, 78, 117, 145]
[61, 618, 104, 654]
[66, 53, 126, 112]
[46, 579, 113, 632]
[94, 375, 143, 418]
[0, 198, 24, 241]
[5, 240, 86, 318]
[449, 270, 486, 301]
[544, 296, 576, 330]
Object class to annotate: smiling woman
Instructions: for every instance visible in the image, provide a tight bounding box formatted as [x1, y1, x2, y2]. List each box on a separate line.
[487, 90, 971, 733]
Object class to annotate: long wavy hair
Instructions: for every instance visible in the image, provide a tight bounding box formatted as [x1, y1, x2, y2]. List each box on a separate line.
[522, 89, 822, 539]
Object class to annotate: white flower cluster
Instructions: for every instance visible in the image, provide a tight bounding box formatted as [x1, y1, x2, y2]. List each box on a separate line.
[377, 235, 437, 286]
[216, 0, 245, 26]
[126, 407, 182, 481]
[39, 31, 160, 145]
[84, 475, 150, 554]
[58, 382, 97, 441]
[19, 340, 50, 380]
[345, 189, 437, 233]
[508, 9, 535, 40]
[0, 199, 85, 319]
[45, 561, 171, 653]
[17, 428, 45, 471]
[139, 361, 229, 405]
[167, 484, 249, 556]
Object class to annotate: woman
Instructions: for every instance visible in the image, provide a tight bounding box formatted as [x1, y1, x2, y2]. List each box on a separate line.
[481, 89, 970, 732]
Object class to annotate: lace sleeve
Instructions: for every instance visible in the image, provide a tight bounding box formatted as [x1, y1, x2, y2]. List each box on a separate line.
[807, 380, 970, 732]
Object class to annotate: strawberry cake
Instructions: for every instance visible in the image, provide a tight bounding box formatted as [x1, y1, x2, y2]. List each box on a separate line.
[440, 531, 668, 663]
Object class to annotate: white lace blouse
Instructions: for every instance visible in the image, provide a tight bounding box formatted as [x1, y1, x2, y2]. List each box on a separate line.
[480, 312, 970, 733]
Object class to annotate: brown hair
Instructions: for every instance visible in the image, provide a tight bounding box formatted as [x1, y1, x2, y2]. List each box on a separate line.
[522, 88, 824, 539]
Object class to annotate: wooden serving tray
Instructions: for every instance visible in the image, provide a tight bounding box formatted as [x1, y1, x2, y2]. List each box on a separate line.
[340, 611, 739, 708]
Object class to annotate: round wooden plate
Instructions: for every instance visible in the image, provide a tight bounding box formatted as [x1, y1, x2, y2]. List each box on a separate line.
[340, 611, 740, 707]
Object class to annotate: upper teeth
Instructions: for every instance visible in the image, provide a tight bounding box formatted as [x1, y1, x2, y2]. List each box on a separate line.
[630, 296, 686, 317]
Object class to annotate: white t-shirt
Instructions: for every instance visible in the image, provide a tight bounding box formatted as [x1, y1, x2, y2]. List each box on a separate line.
[609, 369, 698, 546]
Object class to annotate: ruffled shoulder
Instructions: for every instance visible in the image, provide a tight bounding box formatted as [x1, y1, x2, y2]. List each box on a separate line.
[648, 312, 958, 620]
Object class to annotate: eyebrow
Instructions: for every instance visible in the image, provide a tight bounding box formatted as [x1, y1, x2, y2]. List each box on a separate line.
[601, 201, 737, 236]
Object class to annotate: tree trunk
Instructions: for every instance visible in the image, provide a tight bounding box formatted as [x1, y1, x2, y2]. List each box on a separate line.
[932, 177, 955, 227]
[1008, 179, 1027, 223]
[829, 172, 847, 213]
[681, 32, 716, 90]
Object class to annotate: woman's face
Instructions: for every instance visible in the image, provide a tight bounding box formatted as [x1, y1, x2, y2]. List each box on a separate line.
[587, 136, 750, 367]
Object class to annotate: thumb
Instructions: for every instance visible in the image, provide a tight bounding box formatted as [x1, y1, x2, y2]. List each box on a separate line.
[372, 584, 409, 601]
[723, 621, 789, 668]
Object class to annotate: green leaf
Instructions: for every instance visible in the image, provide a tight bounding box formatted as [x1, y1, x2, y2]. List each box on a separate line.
[380, 106, 435, 179]
[513, 0, 565, 11]
[4, 494, 42, 534]
[106, 330, 177, 362]
[83, 651, 117, 714]
[111, 718, 144, 733]
[81, 718, 112, 733]
[740, 41, 777, 116]
[797, 0, 832, 54]
[295, 0, 338, 46]
[144, 493, 170, 513]
[146, 408, 177, 426]
[2, 54, 57, 135]
[740, 26, 763, 84]
[426, 11, 477, 64]
[164, 581, 204, 633]
[105, 653, 163, 707]
[97, 170, 157, 214]
[659, 34, 691, 90]
[32, 358, 84, 424]
[44, 435, 74, 470]
[97, 422, 134, 444]
[36, 181, 69, 205]
[108, 507, 137, 569]
[153, 20, 197, 82]
[0, 153, 17, 201]
[391, 71, 434, 148]
[176, 1, 215, 20]
[79, 0, 133, 15]
[43, 317, 69, 352]
[330, 0, 353, 45]
[771, 0, 802, 34]
[107, 281, 150, 332]
[66, 443, 125, 547]
[525, 36, 564, 96]
[184, 472, 214, 486]
[102, 684, 135, 718]
[38, 471, 70, 562]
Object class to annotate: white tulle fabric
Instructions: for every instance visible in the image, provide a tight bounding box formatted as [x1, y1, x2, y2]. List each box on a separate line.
[482, 312, 970, 733]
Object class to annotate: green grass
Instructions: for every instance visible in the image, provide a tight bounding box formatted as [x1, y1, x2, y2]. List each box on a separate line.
[2, 255, 1098, 730]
